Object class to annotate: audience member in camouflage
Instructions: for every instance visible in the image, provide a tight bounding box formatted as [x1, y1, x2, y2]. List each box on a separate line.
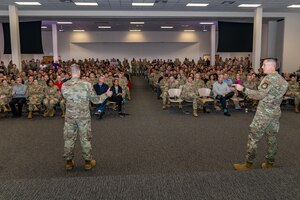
[43, 79, 60, 117]
[162, 76, 179, 109]
[0, 80, 12, 112]
[181, 76, 198, 117]
[285, 75, 300, 113]
[233, 59, 288, 170]
[27, 79, 44, 118]
[62, 64, 112, 171]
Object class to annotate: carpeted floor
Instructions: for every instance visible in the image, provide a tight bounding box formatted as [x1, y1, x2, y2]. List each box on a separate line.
[0, 76, 299, 199]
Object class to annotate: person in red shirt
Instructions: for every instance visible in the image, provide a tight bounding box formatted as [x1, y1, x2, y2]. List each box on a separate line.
[54, 75, 64, 92]
[54, 75, 66, 117]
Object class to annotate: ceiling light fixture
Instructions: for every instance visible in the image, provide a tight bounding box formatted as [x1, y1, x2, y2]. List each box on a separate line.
[200, 22, 214, 25]
[57, 22, 73, 24]
[74, 2, 98, 6]
[41, 26, 47, 29]
[186, 3, 209, 7]
[161, 26, 173, 29]
[238, 4, 261, 8]
[15, 2, 41, 5]
[287, 5, 300, 8]
[130, 30, 141, 32]
[184, 30, 195, 32]
[130, 22, 145, 24]
[132, 3, 154, 6]
[73, 30, 85, 32]
[98, 26, 111, 29]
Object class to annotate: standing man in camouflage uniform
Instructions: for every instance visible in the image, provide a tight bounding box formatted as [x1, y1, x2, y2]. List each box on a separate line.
[62, 64, 112, 171]
[233, 59, 288, 170]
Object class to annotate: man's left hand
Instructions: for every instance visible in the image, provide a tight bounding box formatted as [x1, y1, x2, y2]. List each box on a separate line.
[236, 84, 244, 92]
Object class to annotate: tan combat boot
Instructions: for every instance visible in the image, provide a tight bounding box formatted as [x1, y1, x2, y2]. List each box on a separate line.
[43, 109, 50, 117]
[261, 162, 273, 169]
[295, 105, 299, 113]
[66, 160, 74, 171]
[28, 111, 33, 119]
[193, 109, 198, 117]
[33, 105, 39, 111]
[233, 162, 253, 170]
[49, 108, 55, 117]
[2, 105, 9, 112]
[61, 110, 65, 118]
[84, 159, 96, 171]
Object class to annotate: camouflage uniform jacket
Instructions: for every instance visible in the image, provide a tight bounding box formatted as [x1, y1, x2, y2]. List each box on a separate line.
[28, 85, 44, 99]
[245, 71, 288, 117]
[62, 77, 108, 119]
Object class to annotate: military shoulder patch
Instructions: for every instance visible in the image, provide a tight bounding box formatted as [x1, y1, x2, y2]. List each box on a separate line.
[261, 82, 269, 89]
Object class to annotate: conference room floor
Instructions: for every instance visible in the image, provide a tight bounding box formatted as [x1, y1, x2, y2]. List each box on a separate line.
[0, 76, 299, 199]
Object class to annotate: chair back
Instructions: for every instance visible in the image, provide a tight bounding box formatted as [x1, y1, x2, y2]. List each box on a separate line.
[198, 88, 211, 97]
[168, 88, 182, 97]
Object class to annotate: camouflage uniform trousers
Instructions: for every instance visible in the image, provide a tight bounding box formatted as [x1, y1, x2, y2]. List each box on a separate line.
[162, 90, 169, 105]
[246, 112, 280, 164]
[60, 97, 66, 111]
[182, 94, 198, 110]
[286, 91, 300, 107]
[0, 97, 10, 106]
[43, 97, 59, 109]
[63, 118, 93, 160]
[28, 96, 43, 111]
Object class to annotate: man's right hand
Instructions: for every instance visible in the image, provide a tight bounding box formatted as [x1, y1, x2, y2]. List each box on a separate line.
[106, 88, 113, 97]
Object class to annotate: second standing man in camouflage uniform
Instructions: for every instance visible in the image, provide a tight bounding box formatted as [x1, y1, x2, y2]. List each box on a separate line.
[233, 59, 288, 170]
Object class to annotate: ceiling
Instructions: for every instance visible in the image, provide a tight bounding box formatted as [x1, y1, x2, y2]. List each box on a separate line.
[0, 1, 296, 31]
[0, 0, 299, 12]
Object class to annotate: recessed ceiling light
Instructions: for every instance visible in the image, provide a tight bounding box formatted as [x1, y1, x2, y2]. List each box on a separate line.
[98, 26, 111, 29]
[130, 22, 145, 25]
[74, 2, 98, 6]
[203, 29, 208, 32]
[132, 3, 154, 6]
[161, 26, 174, 29]
[41, 26, 47, 29]
[59, 29, 64, 32]
[130, 30, 141, 32]
[184, 30, 195, 32]
[57, 22, 73, 24]
[200, 22, 214, 25]
[73, 30, 85, 32]
[287, 5, 300, 8]
[186, 3, 209, 7]
[15, 2, 41, 5]
[238, 4, 261, 8]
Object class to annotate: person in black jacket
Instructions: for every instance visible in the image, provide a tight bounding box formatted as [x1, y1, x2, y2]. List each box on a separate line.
[93, 75, 109, 119]
[109, 78, 126, 116]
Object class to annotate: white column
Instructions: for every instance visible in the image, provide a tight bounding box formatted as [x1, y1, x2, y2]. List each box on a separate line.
[252, 7, 263, 72]
[8, 5, 21, 71]
[52, 24, 59, 62]
[210, 24, 216, 66]
[267, 21, 277, 58]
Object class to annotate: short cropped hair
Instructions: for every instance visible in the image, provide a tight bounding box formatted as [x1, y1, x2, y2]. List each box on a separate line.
[70, 64, 80, 75]
[263, 58, 277, 69]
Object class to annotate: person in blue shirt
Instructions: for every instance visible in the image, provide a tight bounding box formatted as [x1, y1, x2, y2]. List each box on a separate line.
[93, 75, 109, 119]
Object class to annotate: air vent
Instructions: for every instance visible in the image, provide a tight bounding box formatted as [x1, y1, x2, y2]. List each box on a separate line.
[94, 22, 110, 24]
[221, 1, 235, 5]
[59, 0, 74, 3]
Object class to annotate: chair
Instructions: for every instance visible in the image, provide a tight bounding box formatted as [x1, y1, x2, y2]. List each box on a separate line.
[168, 88, 183, 108]
[198, 88, 215, 111]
